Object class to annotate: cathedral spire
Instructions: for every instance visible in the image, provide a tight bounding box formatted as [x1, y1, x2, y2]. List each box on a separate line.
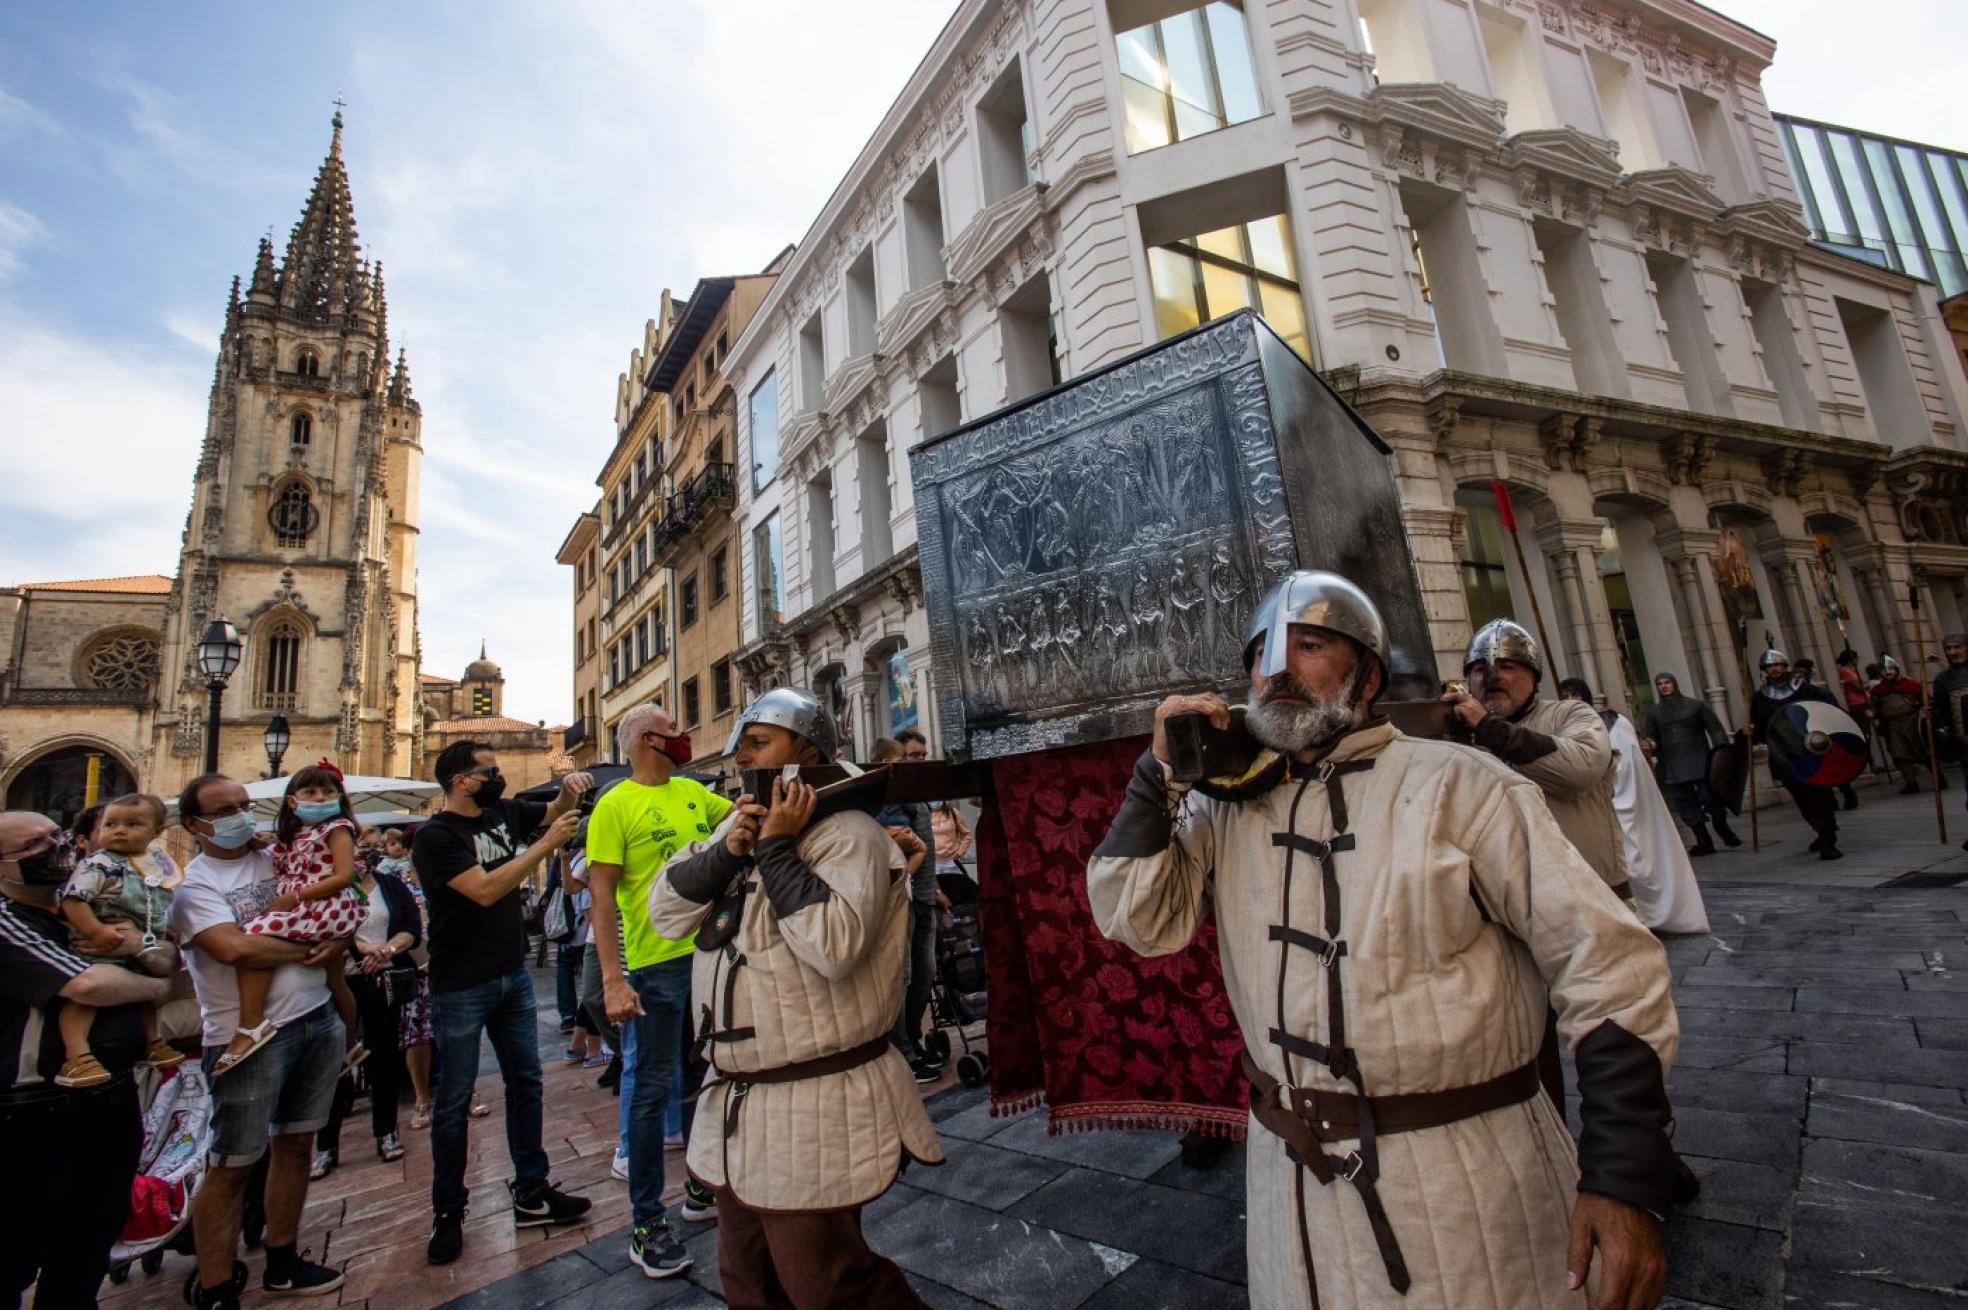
[277, 110, 363, 322]
[387, 346, 415, 405]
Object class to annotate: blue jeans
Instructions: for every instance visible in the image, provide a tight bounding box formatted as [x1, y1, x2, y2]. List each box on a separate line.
[614, 1007, 684, 1154]
[626, 957, 700, 1225]
[430, 964, 548, 1215]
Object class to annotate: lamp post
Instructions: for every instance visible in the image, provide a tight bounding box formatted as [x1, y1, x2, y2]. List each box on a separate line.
[197, 618, 243, 774]
[263, 713, 291, 780]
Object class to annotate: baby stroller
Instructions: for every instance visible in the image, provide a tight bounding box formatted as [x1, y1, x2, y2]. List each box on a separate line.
[105, 1063, 214, 1286]
[925, 877, 990, 1087]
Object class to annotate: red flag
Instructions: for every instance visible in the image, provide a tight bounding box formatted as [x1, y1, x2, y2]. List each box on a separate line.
[1490, 479, 1517, 533]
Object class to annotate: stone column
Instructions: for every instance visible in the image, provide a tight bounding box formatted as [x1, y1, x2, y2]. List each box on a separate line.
[1401, 504, 1470, 680]
[1653, 525, 1743, 723]
[1767, 540, 1838, 680]
[1537, 520, 1626, 708]
[839, 669, 873, 762]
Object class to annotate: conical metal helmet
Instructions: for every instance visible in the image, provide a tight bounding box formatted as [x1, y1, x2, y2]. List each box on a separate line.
[1243, 570, 1388, 679]
[1759, 648, 1789, 671]
[723, 687, 839, 763]
[1880, 654, 1901, 674]
[1465, 619, 1542, 679]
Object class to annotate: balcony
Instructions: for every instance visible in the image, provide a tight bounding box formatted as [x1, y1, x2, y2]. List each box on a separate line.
[563, 717, 589, 750]
[651, 461, 736, 566]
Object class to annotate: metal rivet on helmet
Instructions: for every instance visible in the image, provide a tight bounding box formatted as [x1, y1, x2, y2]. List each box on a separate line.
[1243, 570, 1389, 679]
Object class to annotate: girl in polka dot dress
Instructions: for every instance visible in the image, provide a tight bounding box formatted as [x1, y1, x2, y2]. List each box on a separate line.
[214, 760, 367, 1076]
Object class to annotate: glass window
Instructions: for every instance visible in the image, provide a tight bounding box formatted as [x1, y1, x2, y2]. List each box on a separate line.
[1863, 137, 1928, 281]
[711, 546, 729, 601]
[884, 647, 918, 734]
[713, 659, 733, 715]
[270, 481, 315, 548]
[1898, 143, 1963, 291]
[1458, 503, 1514, 632]
[749, 370, 780, 495]
[680, 575, 699, 628]
[683, 677, 700, 727]
[257, 619, 303, 710]
[1113, 2, 1263, 155]
[754, 514, 785, 628]
[1826, 133, 1886, 251]
[635, 617, 648, 666]
[1146, 213, 1310, 360]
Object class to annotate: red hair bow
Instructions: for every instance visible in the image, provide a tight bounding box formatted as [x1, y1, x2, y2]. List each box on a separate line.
[314, 756, 345, 782]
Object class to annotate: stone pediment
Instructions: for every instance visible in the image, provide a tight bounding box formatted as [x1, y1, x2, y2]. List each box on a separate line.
[1718, 198, 1811, 249]
[1619, 166, 1724, 222]
[944, 183, 1048, 288]
[1503, 128, 1623, 190]
[1367, 82, 1507, 151]
[876, 281, 958, 358]
[823, 352, 883, 419]
[780, 407, 828, 472]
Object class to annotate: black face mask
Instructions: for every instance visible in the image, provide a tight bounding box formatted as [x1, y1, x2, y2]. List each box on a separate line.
[473, 773, 507, 805]
[9, 832, 76, 887]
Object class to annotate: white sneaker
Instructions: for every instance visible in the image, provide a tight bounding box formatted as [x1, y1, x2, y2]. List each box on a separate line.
[610, 1149, 630, 1182]
[664, 1132, 684, 1148]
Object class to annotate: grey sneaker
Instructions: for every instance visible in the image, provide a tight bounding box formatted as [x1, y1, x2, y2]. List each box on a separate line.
[628, 1220, 692, 1278]
[680, 1179, 718, 1223]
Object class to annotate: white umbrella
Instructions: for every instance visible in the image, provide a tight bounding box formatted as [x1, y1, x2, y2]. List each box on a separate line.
[164, 774, 440, 820]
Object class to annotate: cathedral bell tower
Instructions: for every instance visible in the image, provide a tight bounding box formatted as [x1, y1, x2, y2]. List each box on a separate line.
[152, 112, 424, 788]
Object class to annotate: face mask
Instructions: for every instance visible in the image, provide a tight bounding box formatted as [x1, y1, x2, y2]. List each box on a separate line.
[655, 732, 693, 767]
[295, 800, 343, 824]
[473, 773, 507, 805]
[207, 811, 259, 851]
[9, 832, 76, 886]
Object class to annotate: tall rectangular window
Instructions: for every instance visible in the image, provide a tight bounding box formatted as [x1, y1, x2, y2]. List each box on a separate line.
[680, 575, 699, 628]
[904, 167, 949, 290]
[1147, 212, 1310, 360]
[807, 477, 837, 599]
[919, 354, 961, 440]
[683, 677, 700, 727]
[1533, 221, 1627, 397]
[1647, 252, 1732, 415]
[1001, 272, 1060, 402]
[1113, 2, 1262, 154]
[711, 545, 730, 602]
[1744, 280, 1818, 429]
[635, 616, 648, 667]
[754, 514, 785, 628]
[749, 370, 780, 495]
[846, 248, 878, 358]
[712, 659, 734, 715]
[855, 427, 894, 564]
[799, 313, 825, 410]
[977, 58, 1032, 206]
[1837, 296, 1927, 447]
[1458, 503, 1514, 631]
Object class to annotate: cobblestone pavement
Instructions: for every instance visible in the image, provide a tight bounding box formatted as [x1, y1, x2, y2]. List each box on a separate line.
[97, 780, 1966, 1309]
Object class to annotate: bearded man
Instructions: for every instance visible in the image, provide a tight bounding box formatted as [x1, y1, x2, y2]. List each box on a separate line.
[1088, 570, 1677, 1310]
[647, 688, 941, 1309]
[1446, 620, 1627, 897]
[1750, 649, 1844, 860]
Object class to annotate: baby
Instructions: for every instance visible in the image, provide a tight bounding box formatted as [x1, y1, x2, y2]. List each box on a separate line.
[56, 793, 187, 1086]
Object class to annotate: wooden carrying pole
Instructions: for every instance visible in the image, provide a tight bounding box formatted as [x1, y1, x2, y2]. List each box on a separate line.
[1736, 619, 1760, 852]
[1909, 583, 1950, 844]
[1491, 481, 1562, 681]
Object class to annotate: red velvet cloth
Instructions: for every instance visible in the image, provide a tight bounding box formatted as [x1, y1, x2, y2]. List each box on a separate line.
[978, 736, 1248, 1135]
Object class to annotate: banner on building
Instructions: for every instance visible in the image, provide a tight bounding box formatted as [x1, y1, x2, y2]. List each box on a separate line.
[885, 648, 918, 735]
[1713, 527, 1764, 624]
[1811, 531, 1852, 624]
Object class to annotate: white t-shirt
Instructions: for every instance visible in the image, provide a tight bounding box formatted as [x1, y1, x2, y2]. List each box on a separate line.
[167, 847, 333, 1047]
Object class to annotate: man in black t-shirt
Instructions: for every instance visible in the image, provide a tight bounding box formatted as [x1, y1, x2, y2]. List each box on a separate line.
[1, 809, 167, 1308]
[413, 741, 592, 1265]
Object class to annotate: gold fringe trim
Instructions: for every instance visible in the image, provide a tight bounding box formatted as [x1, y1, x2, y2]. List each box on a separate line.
[987, 1091, 1249, 1140]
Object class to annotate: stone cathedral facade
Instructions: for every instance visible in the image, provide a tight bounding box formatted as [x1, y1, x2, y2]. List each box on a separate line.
[0, 114, 424, 818]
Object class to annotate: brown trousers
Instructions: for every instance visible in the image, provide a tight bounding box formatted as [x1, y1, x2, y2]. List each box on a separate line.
[716, 1187, 927, 1310]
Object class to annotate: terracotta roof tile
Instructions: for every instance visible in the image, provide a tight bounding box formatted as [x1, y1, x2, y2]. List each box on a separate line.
[427, 715, 546, 734]
[15, 574, 173, 595]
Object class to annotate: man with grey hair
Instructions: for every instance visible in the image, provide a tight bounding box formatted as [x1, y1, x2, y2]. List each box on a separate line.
[585, 701, 729, 1278]
[1, 808, 171, 1308]
[1088, 571, 1677, 1309]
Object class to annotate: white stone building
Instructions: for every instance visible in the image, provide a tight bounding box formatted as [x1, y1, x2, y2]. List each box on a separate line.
[721, 0, 1968, 745]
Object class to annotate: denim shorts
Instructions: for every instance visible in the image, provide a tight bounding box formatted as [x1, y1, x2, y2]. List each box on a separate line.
[200, 1001, 345, 1167]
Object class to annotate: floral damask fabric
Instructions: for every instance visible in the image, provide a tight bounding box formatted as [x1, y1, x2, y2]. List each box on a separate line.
[981, 737, 1247, 1134]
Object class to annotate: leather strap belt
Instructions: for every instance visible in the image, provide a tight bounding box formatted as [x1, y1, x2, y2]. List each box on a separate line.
[716, 1035, 893, 1142]
[1243, 1049, 1541, 1143]
[1242, 1049, 1541, 1294]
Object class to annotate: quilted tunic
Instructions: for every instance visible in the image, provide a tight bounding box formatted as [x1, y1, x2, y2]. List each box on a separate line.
[650, 806, 944, 1211]
[1472, 696, 1628, 893]
[1087, 721, 1678, 1309]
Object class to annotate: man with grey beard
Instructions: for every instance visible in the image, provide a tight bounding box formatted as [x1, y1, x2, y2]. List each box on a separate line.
[1088, 570, 1677, 1310]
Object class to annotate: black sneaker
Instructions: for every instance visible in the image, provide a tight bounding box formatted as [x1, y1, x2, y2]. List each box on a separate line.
[628, 1219, 692, 1278]
[262, 1249, 344, 1298]
[427, 1209, 464, 1265]
[680, 1178, 718, 1223]
[512, 1178, 592, 1228]
[909, 1057, 940, 1085]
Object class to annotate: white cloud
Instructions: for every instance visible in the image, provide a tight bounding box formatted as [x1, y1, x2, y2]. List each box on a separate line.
[0, 202, 48, 281]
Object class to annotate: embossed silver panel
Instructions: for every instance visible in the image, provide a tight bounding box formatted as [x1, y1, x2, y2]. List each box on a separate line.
[911, 310, 1431, 761]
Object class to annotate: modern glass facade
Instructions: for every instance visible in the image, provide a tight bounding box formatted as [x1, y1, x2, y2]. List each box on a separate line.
[1776, 114, 1968, 298]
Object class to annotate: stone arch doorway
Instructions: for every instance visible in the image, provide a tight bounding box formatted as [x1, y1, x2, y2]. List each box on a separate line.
[4, 741, 138, 828]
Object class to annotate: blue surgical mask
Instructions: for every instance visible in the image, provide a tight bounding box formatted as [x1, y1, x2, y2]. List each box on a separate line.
[295, 800, 343, 825]
[208, 812, 258, 850]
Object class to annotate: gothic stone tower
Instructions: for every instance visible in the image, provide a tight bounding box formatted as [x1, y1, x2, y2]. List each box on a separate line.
[152, 113, 424, 789]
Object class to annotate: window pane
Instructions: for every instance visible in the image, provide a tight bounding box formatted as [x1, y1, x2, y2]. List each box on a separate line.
[1794, 128, 1849, 238]
[1205, 2, 1262, 126]
[1863, 137, 1926, 279]
[1116, 26, 1165, 90]
[1162, 12, 1221, 139]
[1199, 259, 1252, 318]
[1826, 133, 1885, 249]
[749, 370, 780, 495]
[1148, 246, 1202, 339]
[1121, 74, 1172, 153]
[1257, 280, 1310, 360]
[1245, 215, 1294, 280]
[1195, 224, 1244, 262]
[1898, 143, 1960, 289]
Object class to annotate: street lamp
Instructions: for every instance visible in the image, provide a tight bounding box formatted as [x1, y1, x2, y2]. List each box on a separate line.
[197, 617, 243, 774]
[263, 713, 291, 779]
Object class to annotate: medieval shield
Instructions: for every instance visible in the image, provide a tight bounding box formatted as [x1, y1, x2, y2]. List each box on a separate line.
[1765, 700, 1868, 788]
[1707, 732, 1750, 816]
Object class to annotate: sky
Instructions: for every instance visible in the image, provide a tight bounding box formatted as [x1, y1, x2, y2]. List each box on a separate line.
[0, 1, 1962, 724]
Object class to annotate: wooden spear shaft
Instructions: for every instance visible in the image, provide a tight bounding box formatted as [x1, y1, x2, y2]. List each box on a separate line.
[1736, 619, 1760, 853]
[1910, 583, 1950, 845]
